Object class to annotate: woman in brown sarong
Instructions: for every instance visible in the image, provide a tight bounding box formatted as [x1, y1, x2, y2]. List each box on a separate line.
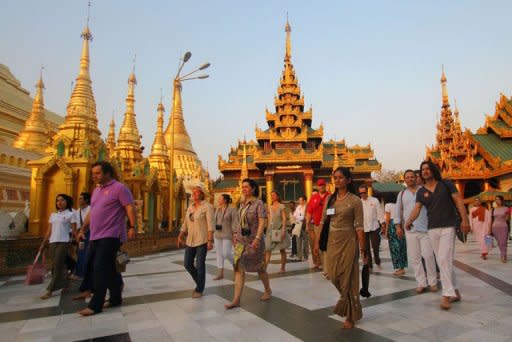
[225, 178, 272, 309]
[315, 167, 366, 329]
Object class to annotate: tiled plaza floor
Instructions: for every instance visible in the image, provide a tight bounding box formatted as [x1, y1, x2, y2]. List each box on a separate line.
[0, 236, 511, 342]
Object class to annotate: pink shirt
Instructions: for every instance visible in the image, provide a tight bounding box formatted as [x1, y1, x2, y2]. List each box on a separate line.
[90, 179, 134, 241]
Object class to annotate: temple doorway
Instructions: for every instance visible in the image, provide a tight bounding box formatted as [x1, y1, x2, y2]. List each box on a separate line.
[274, 173, 305, 202]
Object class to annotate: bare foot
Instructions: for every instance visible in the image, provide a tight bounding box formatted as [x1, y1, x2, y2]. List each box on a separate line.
[260, 290, 272, 301]
[72, 291, 91, 300]
[278, 269, 285, 274]
[192, 291, 203, 299]
[224, 301, 240, 310]
[440, 296, 451, 310]
[342, 319, 354, 329]
[78, 308, 97, 316]
[40, 291, 52, 300]
[213, 274, 224, 281]
[449, 289, 461, 303]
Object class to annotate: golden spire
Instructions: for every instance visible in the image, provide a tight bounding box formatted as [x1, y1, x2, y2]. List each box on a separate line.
[116, 66, 143, 163]
[106, 114, 116, 157]
[12, 69, 50, 153]
[164, 79, 196, 155]
[285, 15, 292, 62]
[441, 65, 450, 108]
[240, 139, 248, 181]
[149, 96, 170, 181]
[150, 96, 169, 157]
[51, 17, 102, 159]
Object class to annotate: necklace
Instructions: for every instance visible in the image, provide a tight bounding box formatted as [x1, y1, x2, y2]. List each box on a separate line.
[336, 191, 349, 201]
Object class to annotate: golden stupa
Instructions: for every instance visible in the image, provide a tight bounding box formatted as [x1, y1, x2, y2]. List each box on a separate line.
[22, 19, 210, 237]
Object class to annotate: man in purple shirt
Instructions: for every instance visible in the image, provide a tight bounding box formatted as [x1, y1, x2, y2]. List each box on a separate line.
[78, 161, 136, 316]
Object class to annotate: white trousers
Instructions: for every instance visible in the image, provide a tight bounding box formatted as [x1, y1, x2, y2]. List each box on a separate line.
[428, 227, 457, 297]
[214, 237, 233, 269]
[406, 230, 437, 287]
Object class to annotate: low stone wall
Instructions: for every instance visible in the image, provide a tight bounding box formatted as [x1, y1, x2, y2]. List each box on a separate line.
[121, 232, 179, 257]
[0, 232, 179, 276]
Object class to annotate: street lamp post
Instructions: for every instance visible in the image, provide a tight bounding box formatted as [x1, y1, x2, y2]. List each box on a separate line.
[168, 52, 210, 230]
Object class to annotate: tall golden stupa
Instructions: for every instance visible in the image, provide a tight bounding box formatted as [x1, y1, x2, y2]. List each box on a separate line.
[21, 18, 210, 237]
[214, 20, 381, 204]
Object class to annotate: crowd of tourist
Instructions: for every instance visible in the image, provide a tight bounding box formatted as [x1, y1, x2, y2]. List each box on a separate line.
[36, 160, 511, 329]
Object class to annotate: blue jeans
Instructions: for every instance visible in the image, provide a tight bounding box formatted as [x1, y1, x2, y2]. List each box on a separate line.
[184, 244, 207, 293]
[74, 230, 90, 278]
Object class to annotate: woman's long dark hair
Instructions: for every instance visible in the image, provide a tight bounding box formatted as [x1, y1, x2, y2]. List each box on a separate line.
[55, 194, 73, 211]
[328, 167, 355, 208]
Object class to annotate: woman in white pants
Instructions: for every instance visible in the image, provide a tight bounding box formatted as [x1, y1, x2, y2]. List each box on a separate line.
[213, 194, 238, 280]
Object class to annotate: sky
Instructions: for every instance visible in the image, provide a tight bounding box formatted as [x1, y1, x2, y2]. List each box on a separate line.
[2, 0, 512, 179]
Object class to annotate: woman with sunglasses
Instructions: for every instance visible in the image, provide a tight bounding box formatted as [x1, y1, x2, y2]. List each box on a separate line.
[178, 184, 215, 298]
[225, 178, 272, 309]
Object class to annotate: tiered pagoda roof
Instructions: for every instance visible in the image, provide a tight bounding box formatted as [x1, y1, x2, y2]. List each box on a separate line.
[217, 20, 381, 188]
[426, 69, 512, 180]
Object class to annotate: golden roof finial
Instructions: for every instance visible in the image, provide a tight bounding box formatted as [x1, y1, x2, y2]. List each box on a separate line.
[285, 15, 292, 62]
[441, 65, 450, 108]
[454, 98, 459, 118]
[106, 112, 116, 156]
[116, 66, 142, 163]
[12, 67, 50, 153]
[150, 96, 169, 158]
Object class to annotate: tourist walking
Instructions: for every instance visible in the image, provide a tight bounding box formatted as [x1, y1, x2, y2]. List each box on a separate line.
[213, 194, 238, 280]
[178, 184, 215, 298]
[306, 180, 331, 271]
[40, 194, 77, 299]
[469, 198, 492, 259]
[293, 196, 308, 261]
[289, 201, 298, 260]
[265, 191, 290, 273]
[315, 167, 365, 329]
[405, 161, 470, 310]
[492, 195, 510, 263]
[359, 184, 383, 271]
[78, 161, 136, 316]
[395, 170, 437, 293]
[70, 192, 91, 281]
[225, 178, 272, 309]
[384, 199, 407, 276]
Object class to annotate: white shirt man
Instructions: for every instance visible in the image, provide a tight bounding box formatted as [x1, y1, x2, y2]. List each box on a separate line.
[359, 185, 384, 269]
[395, 170, 437, 293]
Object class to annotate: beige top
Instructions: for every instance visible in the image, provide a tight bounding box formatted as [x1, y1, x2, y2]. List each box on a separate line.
[321, 193, 364, 232]
[180, 200, 215, 247]
[214, 207, 238, 239]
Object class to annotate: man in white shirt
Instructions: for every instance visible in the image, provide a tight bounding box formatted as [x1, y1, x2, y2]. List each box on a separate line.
[359, 184, 383, 270]
[395, 170, 437, 293]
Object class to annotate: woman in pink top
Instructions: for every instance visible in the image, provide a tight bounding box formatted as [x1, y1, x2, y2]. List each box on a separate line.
[491, 195, 510, 263]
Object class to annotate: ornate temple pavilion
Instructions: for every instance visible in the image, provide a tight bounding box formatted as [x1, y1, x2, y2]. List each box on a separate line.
[426, 68, 512, 201]
[214, 20, 381, 204]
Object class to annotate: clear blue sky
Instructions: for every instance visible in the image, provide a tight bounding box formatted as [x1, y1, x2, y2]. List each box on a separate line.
[2, 0, 512, 179]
